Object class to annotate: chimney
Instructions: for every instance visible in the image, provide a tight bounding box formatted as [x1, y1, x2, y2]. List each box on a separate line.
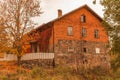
[58, 9, 62, 17]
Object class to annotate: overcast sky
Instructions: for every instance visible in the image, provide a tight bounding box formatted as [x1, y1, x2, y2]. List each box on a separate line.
[34, 0, 104, 26]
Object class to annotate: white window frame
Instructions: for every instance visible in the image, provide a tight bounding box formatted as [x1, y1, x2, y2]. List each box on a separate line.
[68, 46, 74, 52]
[68, 26, 73, 36]
[95, 48, 100, 54]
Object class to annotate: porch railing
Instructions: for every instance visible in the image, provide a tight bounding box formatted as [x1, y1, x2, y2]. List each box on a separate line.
[0, 53, 54, 61]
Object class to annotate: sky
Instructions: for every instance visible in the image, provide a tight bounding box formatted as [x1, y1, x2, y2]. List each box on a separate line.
[34, 0, 104, 26]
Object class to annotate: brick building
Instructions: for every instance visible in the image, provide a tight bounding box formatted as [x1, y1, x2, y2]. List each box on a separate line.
[28, 5, 110, 68]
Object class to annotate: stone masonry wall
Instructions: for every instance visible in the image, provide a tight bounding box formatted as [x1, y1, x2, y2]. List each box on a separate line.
[55, 40, 108, 54]
[55, 40, 110, 69]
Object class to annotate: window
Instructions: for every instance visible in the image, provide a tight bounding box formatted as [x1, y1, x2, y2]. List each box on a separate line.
[81, 15, 86, 22]
[83, 48, 87, 53]
[95, 48, 100, 54]
[68, 26, 73, 36]
[82, 28, 86, 37]
[94, 29, 99, 38]
[68, 46, 74, 52]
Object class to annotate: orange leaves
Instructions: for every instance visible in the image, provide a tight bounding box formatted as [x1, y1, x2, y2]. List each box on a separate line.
[0, 26, 10, 53]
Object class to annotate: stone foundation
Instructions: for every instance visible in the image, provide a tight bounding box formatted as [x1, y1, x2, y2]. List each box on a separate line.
[54, 39, 110, 69]
[55, 40, 108, 54]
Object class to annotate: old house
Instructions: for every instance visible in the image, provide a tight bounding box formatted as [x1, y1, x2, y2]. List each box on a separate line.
[27, 5, 110, 69]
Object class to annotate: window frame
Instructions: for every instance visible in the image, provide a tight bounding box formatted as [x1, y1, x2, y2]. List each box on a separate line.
[68, 26, 73, 36]
[95, 48, 100, 54]
[68, 46, 74, 52]
[81, 14, 86, 22]
[82, 28, 87, 37]
[94, 29, 99, 38]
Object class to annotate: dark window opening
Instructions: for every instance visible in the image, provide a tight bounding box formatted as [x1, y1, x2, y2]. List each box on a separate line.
[83, 48, 87, 53]
[81, 15, 86, 22]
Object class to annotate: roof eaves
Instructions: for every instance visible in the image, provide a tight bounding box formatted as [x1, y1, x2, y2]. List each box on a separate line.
[36, 4, 103, 30]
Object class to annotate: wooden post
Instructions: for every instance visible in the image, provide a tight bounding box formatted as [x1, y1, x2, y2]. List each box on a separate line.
[52, 58, 55, 68]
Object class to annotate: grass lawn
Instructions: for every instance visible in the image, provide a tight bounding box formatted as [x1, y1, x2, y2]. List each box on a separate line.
[0, 61, 120, 80]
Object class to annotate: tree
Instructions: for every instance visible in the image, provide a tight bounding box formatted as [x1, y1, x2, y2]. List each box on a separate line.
[0, 25, 9, 53]
[100, 0, 120, 70]
[0, 17, 12, 53]
[0, 0, 42, 65]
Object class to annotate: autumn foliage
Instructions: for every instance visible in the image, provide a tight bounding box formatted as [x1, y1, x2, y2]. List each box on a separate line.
[0, 0, 42, 65]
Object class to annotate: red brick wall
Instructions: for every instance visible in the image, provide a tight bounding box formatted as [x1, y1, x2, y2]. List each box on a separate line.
[53, 8, 108, 44]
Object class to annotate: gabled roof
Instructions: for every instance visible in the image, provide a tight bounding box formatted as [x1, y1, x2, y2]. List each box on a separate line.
[36, 4, 103, 30]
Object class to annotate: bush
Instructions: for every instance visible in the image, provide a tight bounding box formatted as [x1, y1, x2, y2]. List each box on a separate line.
[90, 66, 109, 76]
[54, 65, 73, 75]
[52, 65, 83, 80]
[30, 66, 47, 78]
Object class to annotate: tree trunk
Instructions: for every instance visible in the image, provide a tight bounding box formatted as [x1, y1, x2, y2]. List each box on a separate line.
[17, 46, 22, 66]
[17, 56, 21, 66]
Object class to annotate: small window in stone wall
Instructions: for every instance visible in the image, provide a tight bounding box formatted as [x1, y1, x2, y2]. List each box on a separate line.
[83, 48, 87, 53]
[68, 46, 74, 52]
[96, 48, 100, 54]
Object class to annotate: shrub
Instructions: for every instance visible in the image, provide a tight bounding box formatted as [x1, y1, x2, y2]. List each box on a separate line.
[54, 65, 73, 75]
[0, 76, 9, 80]
[30, 66, 47, 78]
[90, 66, 109, 76]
